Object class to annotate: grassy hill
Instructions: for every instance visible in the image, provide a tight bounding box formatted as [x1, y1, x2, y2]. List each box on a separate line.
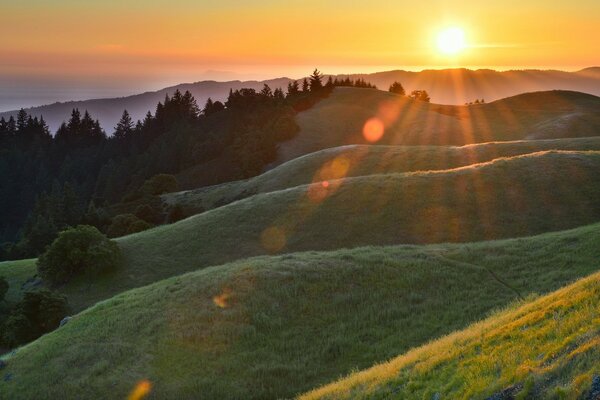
[1, 223, 599, 399]
[27, 150, 597, 312]
[301, 271, 600, 400]
[277, 88, 600, 164]
[165, 136, 600, 212]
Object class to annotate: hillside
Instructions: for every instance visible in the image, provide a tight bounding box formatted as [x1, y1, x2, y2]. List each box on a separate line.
[26, 150, 600, 312]
[277, 88, 600, 164]
[166, 136, 600, 212]
[3, 68, 600, 131]
[301, 271, 600, 400]
[1, 223, 600, 399]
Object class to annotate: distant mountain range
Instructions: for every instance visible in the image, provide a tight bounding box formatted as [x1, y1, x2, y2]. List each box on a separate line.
[1, 68, 599, 132]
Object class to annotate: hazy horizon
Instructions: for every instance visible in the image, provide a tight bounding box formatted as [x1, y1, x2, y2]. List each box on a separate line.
[1, 65, 598, 112]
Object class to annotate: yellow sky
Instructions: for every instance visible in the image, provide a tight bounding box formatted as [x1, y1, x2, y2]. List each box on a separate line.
[0, 0, 598, 106]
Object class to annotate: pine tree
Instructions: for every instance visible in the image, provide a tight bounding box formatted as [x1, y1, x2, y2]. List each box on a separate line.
[260, 84, 273, 97]
[114, 110, 134, 139]
[16, 109, 28, 132]
[309, 69, 323, 92]
[302, 78, 310, 92]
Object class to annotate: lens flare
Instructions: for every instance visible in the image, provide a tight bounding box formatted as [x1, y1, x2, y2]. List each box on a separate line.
[128, 380, 152, 400]
[213, 288, 232, 308]
[363, 118, 385, 142]
[260, 226, 286, 253]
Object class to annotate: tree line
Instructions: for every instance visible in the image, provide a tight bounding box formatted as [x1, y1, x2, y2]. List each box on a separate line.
[1, 69, 372, 260]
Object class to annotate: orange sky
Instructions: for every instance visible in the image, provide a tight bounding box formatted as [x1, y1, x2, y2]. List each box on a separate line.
[0, 0, 599, 108]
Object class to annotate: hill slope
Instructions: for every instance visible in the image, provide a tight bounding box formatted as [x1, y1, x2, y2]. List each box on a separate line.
[1, 224, 599, 399]
[277, 88, 600, 164]
[301, 271, 600, 400]
[48, 150, 600, 311]
[166, 137, 600, 212]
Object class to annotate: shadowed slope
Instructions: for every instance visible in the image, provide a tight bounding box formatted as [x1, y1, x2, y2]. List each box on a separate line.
[301, 271, 600, 400]
[277, 88, 600, 164]
[54, 151, 600, 311]
[165, 136, 600, 212]
[1, 224, 599, 399]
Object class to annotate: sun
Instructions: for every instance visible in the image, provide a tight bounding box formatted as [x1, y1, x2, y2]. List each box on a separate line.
[437, 27, 466, 55]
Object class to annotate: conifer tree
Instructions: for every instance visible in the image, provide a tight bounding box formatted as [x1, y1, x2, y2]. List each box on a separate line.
[302, 78, 310, 92]
[114, 110, 134, 139]
[309, 69, 323, 92]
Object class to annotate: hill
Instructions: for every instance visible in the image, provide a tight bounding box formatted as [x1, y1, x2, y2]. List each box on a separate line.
[3, 68, 600, 131]
[301, 270, 600, 400]
[1, 223, 599, 399]
[277, 88, 600, 164]
[166, 136, 600, 212]
[26, 150, 600, 312]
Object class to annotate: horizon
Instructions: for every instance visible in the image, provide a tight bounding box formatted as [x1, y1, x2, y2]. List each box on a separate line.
[1, 65, 598, 112]
[2, 0, 599, 110]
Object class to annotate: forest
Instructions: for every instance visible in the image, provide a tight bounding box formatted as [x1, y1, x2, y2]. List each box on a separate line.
[0, 71, 377, 260]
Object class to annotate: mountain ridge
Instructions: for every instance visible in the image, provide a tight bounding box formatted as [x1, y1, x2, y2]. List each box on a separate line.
[2, 68, 600, 131]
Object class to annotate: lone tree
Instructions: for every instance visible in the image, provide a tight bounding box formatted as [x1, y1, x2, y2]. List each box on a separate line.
[37, 225, 122, 285]
[309, 69, 323, 92]
[113, 109, 134, 139]
[389, 81, 406, 95]
[409, 90, 431, 102]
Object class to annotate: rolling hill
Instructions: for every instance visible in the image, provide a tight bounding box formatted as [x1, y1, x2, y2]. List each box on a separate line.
[1, 223, 599, 399]
[166, 136, 600, 212]
[14, 150, 600, 313]
[301, 270, 600, 400]
[2, 68, 600, 132]
[277, 88, 600, 164]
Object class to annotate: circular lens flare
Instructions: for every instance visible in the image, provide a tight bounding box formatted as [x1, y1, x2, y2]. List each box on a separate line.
[363, 118, 384, 142]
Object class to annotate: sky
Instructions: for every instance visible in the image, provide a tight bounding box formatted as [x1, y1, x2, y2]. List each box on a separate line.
[1, 0, 599, 110]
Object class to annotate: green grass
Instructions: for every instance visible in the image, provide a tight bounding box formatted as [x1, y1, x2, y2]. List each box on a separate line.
[12, 150, 591, 312]
[164, 136, 600, 212]
[301, 271, 600, 400]
[0, 259, 37, 306]
[277, 87, 600, 164]
[1, 223, 599, 399]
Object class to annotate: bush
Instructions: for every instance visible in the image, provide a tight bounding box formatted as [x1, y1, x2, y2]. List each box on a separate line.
[1, 289, 69, 346]
[134, 203, 162, 224]
[141, 174, 179, 196]
[166, 205, 187, 223]
[0, 276, 8, 302]
[37, 225, 122, 285]
[107, 214, 152, 238]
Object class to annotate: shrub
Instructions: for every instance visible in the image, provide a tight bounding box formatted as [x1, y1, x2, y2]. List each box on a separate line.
[37, 225, 122, 285]
[107, 214, 152, 238]
[141, 174, 179, 196]
[166, 205, 187, 223]
[0, 276, 8, 302]
[134, 203, 162, 224]
[1, 289, 69, 346]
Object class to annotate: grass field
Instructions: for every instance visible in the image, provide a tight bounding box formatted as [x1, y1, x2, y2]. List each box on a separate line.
[165, 136, 600, 212]
[0, 223, 599, 399]
[7, 150, 590, 312]
[301, 271, 600, 400]
[277, 87, 600, 164]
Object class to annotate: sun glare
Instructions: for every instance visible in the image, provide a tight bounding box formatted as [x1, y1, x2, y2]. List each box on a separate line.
[437, 27, 466, 55]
